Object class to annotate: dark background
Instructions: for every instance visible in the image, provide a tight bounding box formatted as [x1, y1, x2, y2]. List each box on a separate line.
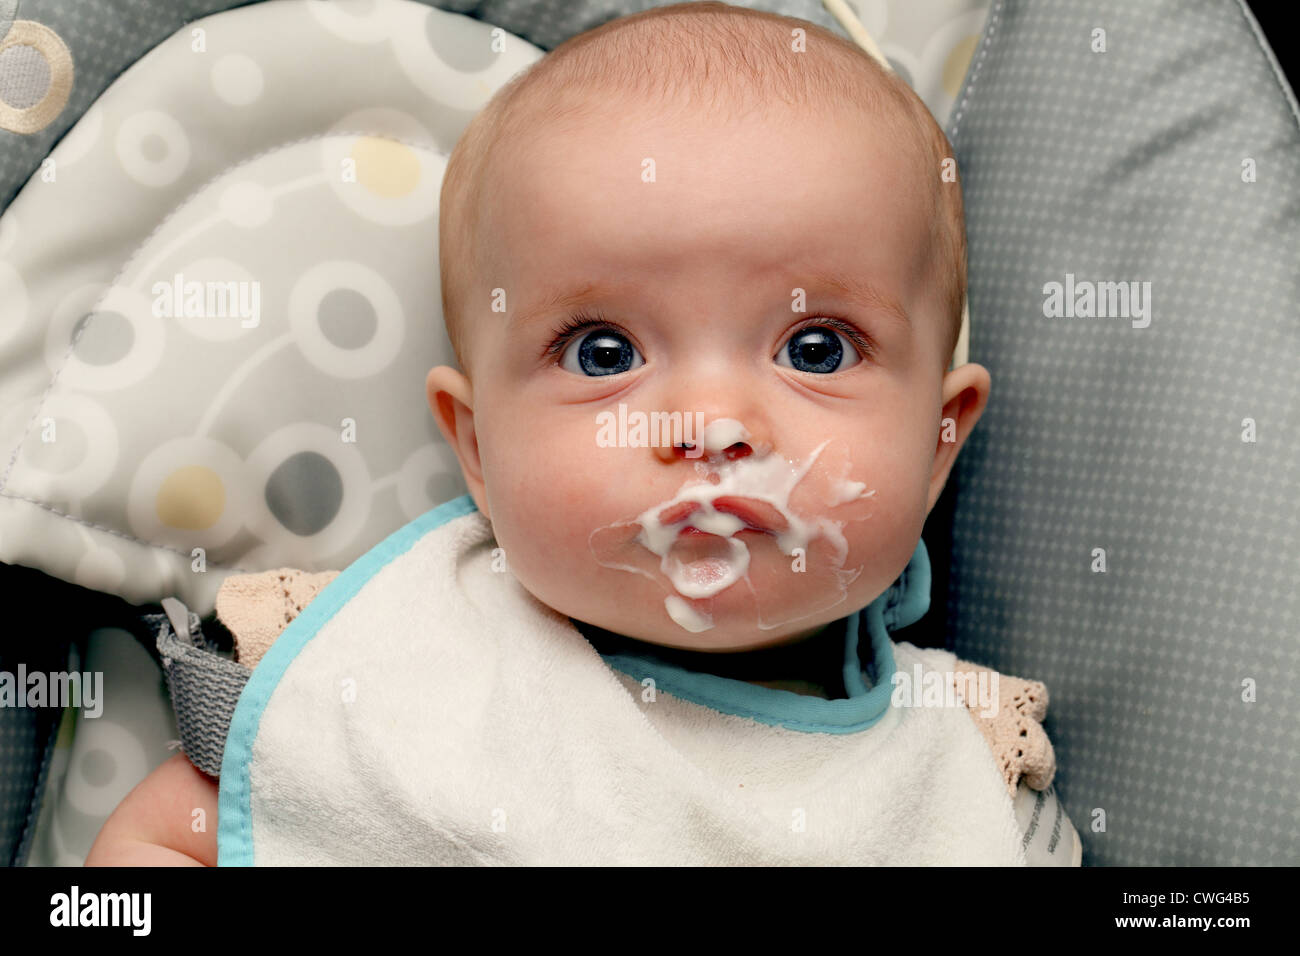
[1245, 1, 1295, 86]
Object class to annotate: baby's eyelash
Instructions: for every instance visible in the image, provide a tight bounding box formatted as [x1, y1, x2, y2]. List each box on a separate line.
[544, 311, 618, 357]
[542, 312, 876, 358]
[789, 316, 875, 358]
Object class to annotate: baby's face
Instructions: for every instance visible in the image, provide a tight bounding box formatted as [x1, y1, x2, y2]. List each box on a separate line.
[429, 99, 986, 652]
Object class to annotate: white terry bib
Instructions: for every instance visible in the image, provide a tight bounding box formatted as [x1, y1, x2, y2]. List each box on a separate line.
[218, 495, 1027, 865]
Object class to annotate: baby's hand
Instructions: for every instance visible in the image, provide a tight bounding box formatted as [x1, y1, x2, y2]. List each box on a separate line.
[85, 753, 219, 866]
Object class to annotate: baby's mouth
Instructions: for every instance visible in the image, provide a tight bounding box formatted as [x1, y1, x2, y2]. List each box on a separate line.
[657, 496, 789, 600]
[660, 496, 791, 535]
[587, 428, 877, 633]
[666, 532, 748, 594]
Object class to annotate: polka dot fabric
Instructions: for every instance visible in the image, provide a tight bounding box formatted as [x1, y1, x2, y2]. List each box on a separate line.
[945, 0, 1300, 865]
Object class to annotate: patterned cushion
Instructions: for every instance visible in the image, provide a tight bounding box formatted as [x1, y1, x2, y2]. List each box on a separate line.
[945, 0, 1300, 865]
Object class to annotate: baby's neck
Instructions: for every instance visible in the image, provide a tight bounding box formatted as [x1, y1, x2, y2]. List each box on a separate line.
[576, 619, 849, 699]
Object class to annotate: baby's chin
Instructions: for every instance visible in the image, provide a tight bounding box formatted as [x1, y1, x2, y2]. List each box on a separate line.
[578, 525, 865, 637]
[628, 620, 835, 654]
[574, 609, 833, 654]
[562, 557, 867, 653]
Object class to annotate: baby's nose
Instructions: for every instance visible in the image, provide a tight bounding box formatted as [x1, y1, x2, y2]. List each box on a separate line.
[659, 439, 751, 462]
[653, 417, 767, 464]
[699, 418, 768, 461]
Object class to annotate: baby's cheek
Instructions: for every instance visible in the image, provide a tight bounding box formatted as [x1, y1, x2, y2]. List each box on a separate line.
[490, 484, 598, 592]
[845, 496, 917, 588]
[824, 460, 927, 599]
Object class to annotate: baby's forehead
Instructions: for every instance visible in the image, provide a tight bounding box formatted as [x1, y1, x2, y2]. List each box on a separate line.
[487, 114, 934, 308]
[488, 92, 935, 236]
[518, 102, 944, 343]
[496, 88, 934, 198]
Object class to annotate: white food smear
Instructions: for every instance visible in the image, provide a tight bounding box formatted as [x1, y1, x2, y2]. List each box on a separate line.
[590, 418, 876, 631]
[664, 594, 713, 633]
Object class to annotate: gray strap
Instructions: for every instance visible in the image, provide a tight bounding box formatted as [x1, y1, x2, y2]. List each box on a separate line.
[154, 597, 252, 778]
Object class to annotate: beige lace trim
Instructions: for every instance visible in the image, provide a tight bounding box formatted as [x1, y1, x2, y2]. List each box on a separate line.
[214, 568, 340, 668]
[951, 657, 1056, 797]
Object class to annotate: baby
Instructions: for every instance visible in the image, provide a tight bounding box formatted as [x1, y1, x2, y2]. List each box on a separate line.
[88, 1, 1079, 865]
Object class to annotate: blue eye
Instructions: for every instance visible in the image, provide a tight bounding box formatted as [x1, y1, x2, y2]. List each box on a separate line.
[776, 324, 863, 374]
[545, 312, 868, 376]
[554, 320, 645, 376]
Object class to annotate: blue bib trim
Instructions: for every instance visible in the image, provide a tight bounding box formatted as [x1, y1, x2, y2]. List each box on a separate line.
[216, 493, 476, 866]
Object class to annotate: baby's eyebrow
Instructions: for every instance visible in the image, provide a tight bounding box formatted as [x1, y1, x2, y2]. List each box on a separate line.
[803, 270, 910, 330]
[505, 272, 910, 330]
[507, 280, 623, 333]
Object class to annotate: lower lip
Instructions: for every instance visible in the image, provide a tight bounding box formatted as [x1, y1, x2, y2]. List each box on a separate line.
[680, 526, 765, 536]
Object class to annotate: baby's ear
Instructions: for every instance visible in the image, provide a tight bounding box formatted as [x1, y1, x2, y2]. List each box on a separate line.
[926, 361, 991, 513]
[425, 365, 490, 518]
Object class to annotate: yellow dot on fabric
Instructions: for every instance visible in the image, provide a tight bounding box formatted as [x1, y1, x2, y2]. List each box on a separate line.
[351, 137, 420, 197]
[156, 465, 225, 530]
[943, 35, 980, 97]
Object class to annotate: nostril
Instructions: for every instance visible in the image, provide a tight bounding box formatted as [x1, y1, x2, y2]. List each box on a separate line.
[673, 440, 753, 461]
[723, 442, 751, 460]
